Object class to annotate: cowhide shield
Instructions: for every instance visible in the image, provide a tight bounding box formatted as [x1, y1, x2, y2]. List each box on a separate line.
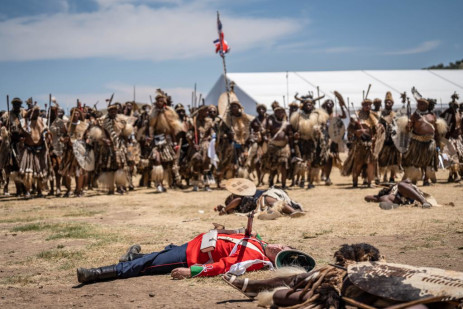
[373, 124, 386, 158]
[348, 262, 463, 302]
[391, 121, 411, 153]
[218, 91, 239, 117]
[49, 118, 66, 157]
[328, 117, 345, 145]
[126, 142, 141, 164]
[72, 140, 95, 171]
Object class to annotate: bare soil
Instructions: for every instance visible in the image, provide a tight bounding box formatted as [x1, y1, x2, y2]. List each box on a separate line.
[1, 168, 462, 308]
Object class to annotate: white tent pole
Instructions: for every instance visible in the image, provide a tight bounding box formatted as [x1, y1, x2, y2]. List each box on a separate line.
[286, 71, 289, 106]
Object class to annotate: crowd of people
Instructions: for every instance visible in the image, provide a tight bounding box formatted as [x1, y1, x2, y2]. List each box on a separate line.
[0, 86, 462, 199]
[2, 86, 461, 308]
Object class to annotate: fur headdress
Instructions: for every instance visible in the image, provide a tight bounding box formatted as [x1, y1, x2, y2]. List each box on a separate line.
[288, 101, 299, 108]
[273, 103, 285, 112]
[70, 107, 85, 121]
[107, 103, 119, 111]
[11, 97, 23, 105]
[362, 99, 373, 105]
[155, 88, 167, 100]
[174, 103, 185, 112]
[385, 91, 394, 103]
[256, 103, 267, 111]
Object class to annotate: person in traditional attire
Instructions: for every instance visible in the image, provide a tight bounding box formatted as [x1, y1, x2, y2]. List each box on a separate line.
[97, 103, 132, 194]
[377, 92, 401, 182]
[47, 102, 67, 196]
[286, 101, 301, 187]
[122, 101, 138, 117]
[261, 103, 292, 189]
[18, 105, 50, 198]
[215, 100, 253, 188]
[134, 104, 153, 188]
[365, 179, 435, 209]
[402, 92, 447, 185]
[290, 94, 328, 189]
[321, 95, 347, 186]
[246, 104, 267, 186]
[214, 178, 304, 219]
[223, 243, 381, 306]
[372, 98, 382, 113]
[223, 242, 463, 308]
[440, 94, 463, 182]
[148, 90, 183, 192]
[342, 99, 381, 188]
[0, 98, 26, 196]
[59, 107, 91, 197]
[174, 103, 193, 186]
[188, 105, 214, 191]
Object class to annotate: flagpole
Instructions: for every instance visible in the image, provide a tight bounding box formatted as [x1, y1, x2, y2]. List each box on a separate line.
[217, 11, 230, 106]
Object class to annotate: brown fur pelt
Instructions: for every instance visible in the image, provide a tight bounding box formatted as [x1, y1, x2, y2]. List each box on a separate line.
[224, 113, 253, 145]
[87, 126, 104, 143]
[236, 166, 249, 179]
[403, 166, 422, 184]
[309, 166, 320, 184]
[333, 243, 382, 267]
[396, 115, 409, 132]
[151, 165, 164, 183]
[435, 118, 448, 136]
[122, 123, 134, 138]
[114, 169, 128, 187]
[290, 109, 329, 140]
[149, 106, 183, 136]
[1, 126, 8, 139]
[293, 158, 308, 184]
[425, 166, 437, 183]
[97, 172, 115, 189]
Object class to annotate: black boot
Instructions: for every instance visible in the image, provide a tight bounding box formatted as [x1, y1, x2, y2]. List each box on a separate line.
[119, 244, 145, 262]
[77, 265, 117, 284]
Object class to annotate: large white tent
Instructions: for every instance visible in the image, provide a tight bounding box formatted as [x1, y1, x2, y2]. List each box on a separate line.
[205, 70, 463, 115]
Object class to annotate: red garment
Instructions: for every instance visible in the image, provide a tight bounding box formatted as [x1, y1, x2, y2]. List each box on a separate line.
[186, 233, 270, 277]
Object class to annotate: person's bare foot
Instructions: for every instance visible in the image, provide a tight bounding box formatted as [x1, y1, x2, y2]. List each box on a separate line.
[364, 195, 378, 202]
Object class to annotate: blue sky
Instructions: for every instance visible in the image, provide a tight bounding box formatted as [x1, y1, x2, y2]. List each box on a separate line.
[0, 0, 462, 111]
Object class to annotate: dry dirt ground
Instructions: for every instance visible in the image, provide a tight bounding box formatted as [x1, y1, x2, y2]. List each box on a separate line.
[0, 168, 462, 309]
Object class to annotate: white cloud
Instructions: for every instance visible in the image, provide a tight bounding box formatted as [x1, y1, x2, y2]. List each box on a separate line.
[33, 83, 199, 110]
[383, 40, 440, 55]
[323, 46, 358, 54]
[0, 1, 301, 62]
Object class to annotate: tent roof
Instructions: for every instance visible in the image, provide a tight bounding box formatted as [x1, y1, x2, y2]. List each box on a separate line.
[205, 70, 463, 114]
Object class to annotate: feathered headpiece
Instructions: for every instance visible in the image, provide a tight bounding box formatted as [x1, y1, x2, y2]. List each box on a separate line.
[411, 87, 428, 105]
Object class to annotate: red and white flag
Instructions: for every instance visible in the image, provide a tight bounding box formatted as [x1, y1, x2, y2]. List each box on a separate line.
[213, 13, 230, 56]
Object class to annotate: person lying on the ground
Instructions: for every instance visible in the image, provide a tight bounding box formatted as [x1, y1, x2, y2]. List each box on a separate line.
[364, 179, 436, 210]
[223, 243, 463, 308]
[76, 229, 292, 284]
[214, 178, 304, 219]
